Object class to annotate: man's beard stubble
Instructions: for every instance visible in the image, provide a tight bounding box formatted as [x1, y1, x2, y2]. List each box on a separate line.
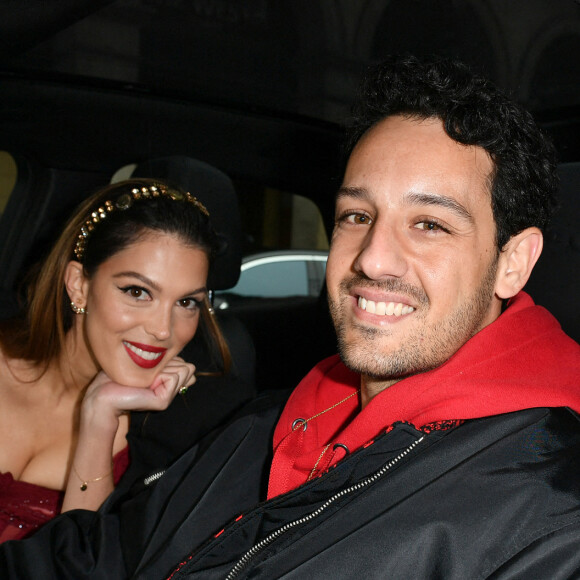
[328, 259, 499, 381]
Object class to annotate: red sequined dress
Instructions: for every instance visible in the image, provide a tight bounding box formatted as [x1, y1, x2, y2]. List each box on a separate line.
[0, 446, 129, 543]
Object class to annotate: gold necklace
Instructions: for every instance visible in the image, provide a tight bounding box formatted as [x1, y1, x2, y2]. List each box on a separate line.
[292, 389, 360, 432]
[291, 389, 360, 482]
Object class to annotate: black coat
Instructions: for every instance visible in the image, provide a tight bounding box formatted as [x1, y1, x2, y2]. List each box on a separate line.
[2, 401, 580, 579]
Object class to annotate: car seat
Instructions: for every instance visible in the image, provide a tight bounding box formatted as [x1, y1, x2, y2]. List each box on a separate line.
[0, 156, 111, 318]
[131, 155, 256, 388]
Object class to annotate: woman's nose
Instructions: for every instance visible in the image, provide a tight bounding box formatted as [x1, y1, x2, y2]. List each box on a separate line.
[144, 305, 172, 341]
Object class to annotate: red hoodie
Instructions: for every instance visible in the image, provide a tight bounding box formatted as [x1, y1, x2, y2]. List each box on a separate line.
[268, 292, 580, 498]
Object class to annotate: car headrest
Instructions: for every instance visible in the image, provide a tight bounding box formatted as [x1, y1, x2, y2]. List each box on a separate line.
[132, 156, 243, 291]
[526, 161, 580, 343]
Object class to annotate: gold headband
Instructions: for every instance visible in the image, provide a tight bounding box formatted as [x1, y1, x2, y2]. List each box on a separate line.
[74, 183, 210, 262]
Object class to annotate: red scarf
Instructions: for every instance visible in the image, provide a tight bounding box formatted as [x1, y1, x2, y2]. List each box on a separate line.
[268, 292, 580, 498]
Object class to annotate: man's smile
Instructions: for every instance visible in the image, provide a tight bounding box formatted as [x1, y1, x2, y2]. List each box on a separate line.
[357, 296, 415, 316]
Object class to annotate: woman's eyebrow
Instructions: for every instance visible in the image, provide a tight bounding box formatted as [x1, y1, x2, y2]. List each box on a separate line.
[113, 271, 161, 291]
[113, 271, 207, 296]
[186, 287, 208, 296]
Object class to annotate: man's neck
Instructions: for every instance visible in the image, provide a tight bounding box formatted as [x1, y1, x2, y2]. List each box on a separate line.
[360, 375, 399, 409]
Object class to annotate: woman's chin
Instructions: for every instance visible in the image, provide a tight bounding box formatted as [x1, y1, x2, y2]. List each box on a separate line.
[105, 368, 157, 389]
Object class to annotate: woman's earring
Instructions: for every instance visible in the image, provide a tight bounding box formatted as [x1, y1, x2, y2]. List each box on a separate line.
[70, 301, 87, 315]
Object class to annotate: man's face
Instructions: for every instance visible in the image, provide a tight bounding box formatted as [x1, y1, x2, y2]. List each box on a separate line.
[327, 115, 503, 384]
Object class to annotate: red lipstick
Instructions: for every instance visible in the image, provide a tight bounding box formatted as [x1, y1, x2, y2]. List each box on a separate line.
[123, 341, 167, 369]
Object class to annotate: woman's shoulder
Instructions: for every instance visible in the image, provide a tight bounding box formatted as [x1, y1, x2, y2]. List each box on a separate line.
[0, 350, 39, 393]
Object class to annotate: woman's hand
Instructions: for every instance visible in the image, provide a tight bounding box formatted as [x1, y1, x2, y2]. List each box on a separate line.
[62, 357, 196, 513]
[81, 357, 196, 429]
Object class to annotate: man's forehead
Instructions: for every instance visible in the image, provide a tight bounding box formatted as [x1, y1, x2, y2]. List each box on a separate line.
[346, 115, 494, 172]
[338, 116, 495, 213]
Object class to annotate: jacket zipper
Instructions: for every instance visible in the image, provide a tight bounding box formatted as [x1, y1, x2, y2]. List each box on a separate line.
[224, 435, 425, 580]
[144, 470, 165, 486]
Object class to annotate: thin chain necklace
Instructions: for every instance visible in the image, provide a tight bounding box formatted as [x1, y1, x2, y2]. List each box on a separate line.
[307, 444, 332, 481]
[290, 388, 360, 481]
[292, 389, 360, 432]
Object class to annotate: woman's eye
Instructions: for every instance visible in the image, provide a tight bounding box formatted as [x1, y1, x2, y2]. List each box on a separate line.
[178, 298, 200, 310]
[119, 286, 150, 300]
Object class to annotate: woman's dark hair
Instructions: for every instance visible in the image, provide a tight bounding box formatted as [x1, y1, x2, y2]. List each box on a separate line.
[346, 55, 559, 250]
[3, 178, 230, 372]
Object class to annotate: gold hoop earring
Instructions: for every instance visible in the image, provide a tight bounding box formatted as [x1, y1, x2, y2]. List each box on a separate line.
[70, 301, 86, 315]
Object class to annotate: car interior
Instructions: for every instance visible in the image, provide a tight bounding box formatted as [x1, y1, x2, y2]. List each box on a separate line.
[0, 1, 578, 395]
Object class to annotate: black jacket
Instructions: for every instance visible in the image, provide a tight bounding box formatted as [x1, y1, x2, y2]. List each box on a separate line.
[2, 401, 580, 579]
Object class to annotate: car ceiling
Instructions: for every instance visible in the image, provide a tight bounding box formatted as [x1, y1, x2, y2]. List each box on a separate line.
[0, 0, 579, 204]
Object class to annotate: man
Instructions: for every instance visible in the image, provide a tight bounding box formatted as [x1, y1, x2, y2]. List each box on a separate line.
[2, 55, 580, 579]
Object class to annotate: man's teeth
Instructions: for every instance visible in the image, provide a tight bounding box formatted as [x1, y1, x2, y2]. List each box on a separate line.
[123, 342, 163, 360]
[358, 296, 415, 316]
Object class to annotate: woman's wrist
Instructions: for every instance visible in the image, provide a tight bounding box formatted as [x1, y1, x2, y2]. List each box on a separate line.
[71, 461, 114, 492]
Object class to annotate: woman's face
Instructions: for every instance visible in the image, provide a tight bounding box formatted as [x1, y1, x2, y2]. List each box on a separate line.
[73, 232, 209, 387]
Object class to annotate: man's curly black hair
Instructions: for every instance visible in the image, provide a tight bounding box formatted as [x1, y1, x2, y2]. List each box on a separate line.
[346, 55, 559, 250]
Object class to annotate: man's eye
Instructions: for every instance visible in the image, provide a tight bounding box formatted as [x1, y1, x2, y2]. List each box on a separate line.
[338, 212, 372, 225]
[414, 220, 448, 232]
[352, 214, 371, 225]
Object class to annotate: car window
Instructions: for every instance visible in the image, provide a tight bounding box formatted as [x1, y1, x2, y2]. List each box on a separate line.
[233, 260, 310, 297]
[234, 181, 329, 256]
[229, 254, 328, 299]
[219, 184, 329, 303]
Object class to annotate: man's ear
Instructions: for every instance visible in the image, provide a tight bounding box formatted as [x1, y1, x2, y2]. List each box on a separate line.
[64, 260, 89, 308]
[495, 227, 543, 300]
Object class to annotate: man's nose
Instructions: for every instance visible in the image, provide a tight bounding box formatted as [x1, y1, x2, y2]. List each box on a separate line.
[353, 222, 408, 280]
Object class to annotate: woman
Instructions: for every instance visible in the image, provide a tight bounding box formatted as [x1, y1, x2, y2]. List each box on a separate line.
[0, 178, 235, 541]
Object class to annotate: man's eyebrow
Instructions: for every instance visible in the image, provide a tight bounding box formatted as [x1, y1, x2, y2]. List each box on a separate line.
[113, 271, 207, 296]
[335, 187, 474, 223]
[405, 192, 474, 223]
[335, 186, 370, 202]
